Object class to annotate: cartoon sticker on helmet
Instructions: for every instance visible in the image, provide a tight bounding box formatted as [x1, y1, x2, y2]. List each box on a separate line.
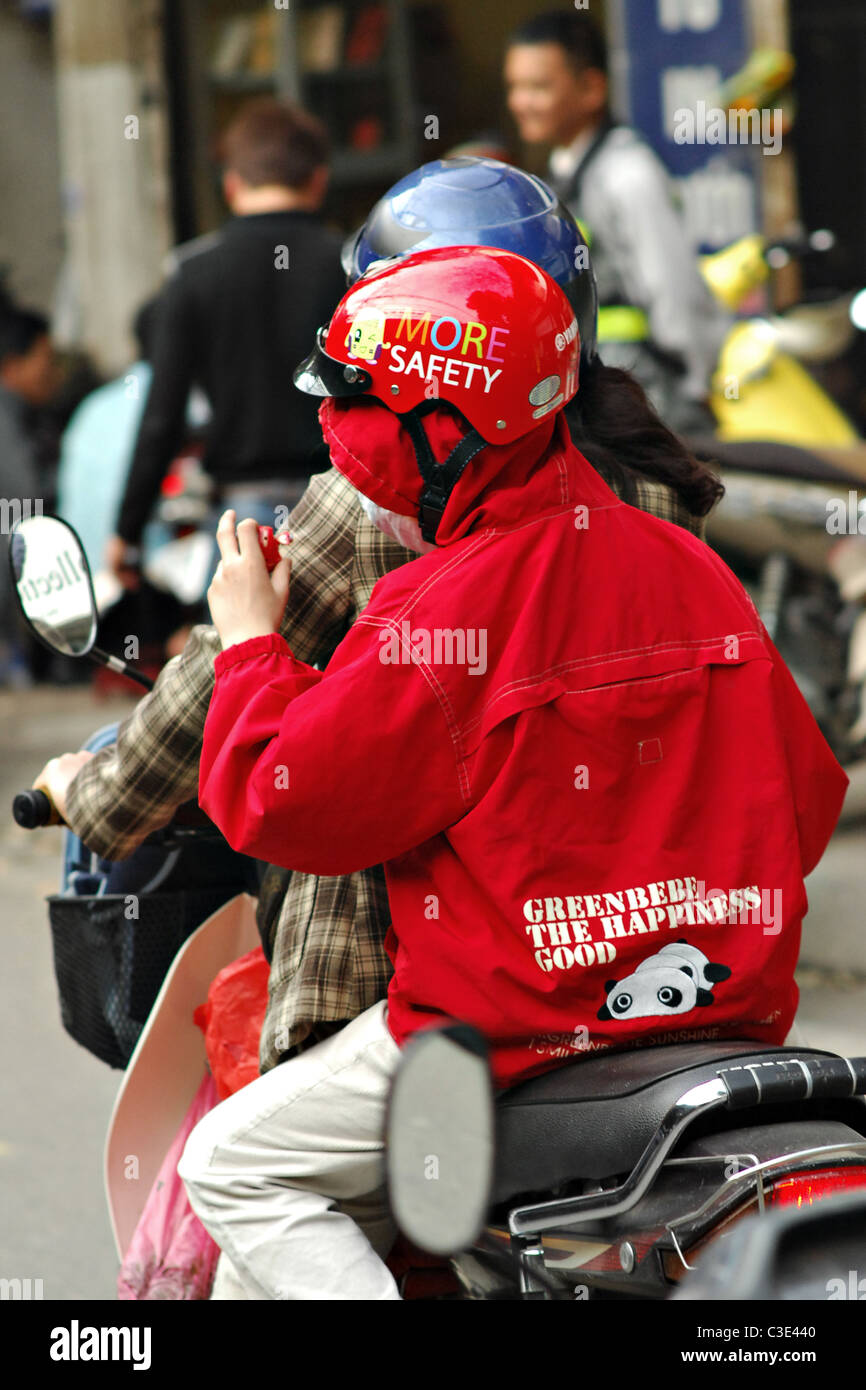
[596, 942, 731, 1022]
[346, 309, 386, 363]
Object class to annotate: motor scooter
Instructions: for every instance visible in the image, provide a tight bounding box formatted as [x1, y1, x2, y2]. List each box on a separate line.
[685, 231, 866, 762]
[9, 513, 866, 1300]
[701, 229, 865, 448]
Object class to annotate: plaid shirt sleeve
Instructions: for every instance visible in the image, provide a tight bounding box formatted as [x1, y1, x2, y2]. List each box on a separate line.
[258, 863, 395, 1072]
[64, 468, 362, 859]
[630, 476, 708, 540]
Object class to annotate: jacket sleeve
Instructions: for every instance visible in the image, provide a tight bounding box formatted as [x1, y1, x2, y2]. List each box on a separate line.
[63, 469, 361, 859]
[199, 630, 469, 875]
[766, 635, 849, 876]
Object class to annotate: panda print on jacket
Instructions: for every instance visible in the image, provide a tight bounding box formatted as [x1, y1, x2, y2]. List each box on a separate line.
[597, 942, 732, 1022]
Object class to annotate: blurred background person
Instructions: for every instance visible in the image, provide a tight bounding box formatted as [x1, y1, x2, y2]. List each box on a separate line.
[56, 298, 204, 678]
[0, 302, 61, 685]
[504, 9, 728, 434]
[105, 97, 346, 587]
[57, 299, 159, 580]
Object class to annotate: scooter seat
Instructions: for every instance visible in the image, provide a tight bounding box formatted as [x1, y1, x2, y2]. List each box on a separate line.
[688, 435, 866, 487]
[492, 1040, 845, 1204]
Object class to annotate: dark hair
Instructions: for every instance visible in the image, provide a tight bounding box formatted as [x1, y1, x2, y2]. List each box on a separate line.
[0, 306, 49, 362]
[219, 98, 329, 189]
[508, 10, 608, 76]
[565, 359, 724, 517]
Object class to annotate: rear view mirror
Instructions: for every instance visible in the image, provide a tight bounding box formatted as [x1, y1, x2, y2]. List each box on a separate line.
[9, 515, 97, 658]
[386, 1023, 494, 1256]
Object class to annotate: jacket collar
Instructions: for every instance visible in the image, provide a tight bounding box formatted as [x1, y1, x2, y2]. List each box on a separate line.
[319, 396, 616, 545]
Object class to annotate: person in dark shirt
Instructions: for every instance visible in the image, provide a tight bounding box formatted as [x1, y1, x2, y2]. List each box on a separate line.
[107, 98, 346, 586]
[0, 306, 61, 682]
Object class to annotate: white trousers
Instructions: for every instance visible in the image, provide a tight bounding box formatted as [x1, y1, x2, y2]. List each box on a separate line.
[178, 999, 403, 1300]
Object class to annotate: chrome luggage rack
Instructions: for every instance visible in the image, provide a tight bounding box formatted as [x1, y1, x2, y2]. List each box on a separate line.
[504, 1055, 866, 1295]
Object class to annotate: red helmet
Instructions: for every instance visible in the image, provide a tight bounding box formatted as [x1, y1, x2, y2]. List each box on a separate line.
[293, 245, 580, 445]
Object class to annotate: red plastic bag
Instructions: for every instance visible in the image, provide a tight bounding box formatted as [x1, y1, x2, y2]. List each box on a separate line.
[193, 946, 270, 1100]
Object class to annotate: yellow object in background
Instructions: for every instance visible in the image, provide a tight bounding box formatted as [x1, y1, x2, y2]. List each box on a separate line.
[596, 306, 649, 343]
[714, 48, 796, 112]
[700, 235, 769, 312]
[711, 322, 859, 446]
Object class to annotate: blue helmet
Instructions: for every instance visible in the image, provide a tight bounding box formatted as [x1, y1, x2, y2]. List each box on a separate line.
[342, 157, 598, 367]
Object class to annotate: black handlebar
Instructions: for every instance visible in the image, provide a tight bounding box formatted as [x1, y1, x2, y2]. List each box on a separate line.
[719, 1056, 866, 1109]
[13, 789, 55, 829]
[12, 787, 224, 843]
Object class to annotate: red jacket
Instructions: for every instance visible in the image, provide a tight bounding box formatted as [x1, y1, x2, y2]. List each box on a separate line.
[200, 398, 848, 1088]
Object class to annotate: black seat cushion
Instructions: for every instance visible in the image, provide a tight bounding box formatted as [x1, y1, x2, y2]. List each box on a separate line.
[492, 1041, 841, 1204]
[688, 435, 866, 486]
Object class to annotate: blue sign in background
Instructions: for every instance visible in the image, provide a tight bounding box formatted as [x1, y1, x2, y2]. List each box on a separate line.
[609, 0, 760, 249]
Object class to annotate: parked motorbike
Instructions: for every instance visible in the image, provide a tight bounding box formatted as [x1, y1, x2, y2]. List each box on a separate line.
[85, 449, 217, 682]
[692, 438, 866, 762]
[702, 229, 865, 447]
[687, 231, 866, 762]
[133, 447, 216, 613]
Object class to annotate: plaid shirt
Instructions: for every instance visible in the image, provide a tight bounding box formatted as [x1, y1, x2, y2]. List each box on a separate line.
[65, 464, 707, 1072]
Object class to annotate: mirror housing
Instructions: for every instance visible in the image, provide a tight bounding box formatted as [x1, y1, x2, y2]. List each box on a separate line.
[9, 515, 98, 658]
[386, 1022, 494, 1257]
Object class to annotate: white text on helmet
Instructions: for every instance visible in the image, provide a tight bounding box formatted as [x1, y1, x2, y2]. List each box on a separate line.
[388, 345, 502, 394]
[555, 317, 579, 351]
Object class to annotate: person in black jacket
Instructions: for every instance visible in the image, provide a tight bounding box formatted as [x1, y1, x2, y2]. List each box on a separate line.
[106, 98, 346, 586]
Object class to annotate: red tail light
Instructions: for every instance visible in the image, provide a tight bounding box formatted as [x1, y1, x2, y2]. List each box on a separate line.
[768, 1166, 866, 1207]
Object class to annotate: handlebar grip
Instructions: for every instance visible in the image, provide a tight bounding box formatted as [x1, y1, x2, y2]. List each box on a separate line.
[12, 789, 56, 829]
[719, 1056, 866, 1109]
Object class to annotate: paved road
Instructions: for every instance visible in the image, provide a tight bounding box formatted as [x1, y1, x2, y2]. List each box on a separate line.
[0, 685, 864, 1300]
[0, 686, 131, 1299]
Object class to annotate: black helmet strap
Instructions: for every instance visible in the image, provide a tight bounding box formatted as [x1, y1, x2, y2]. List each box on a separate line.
[402, 403, 487, 542]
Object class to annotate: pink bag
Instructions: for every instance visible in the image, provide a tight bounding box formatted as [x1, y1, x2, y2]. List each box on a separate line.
[117, 947, 270, 1299]
[117, 1071, 221, 1300]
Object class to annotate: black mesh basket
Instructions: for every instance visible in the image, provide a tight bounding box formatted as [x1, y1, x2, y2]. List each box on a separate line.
[47, 887, 235, 1069]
